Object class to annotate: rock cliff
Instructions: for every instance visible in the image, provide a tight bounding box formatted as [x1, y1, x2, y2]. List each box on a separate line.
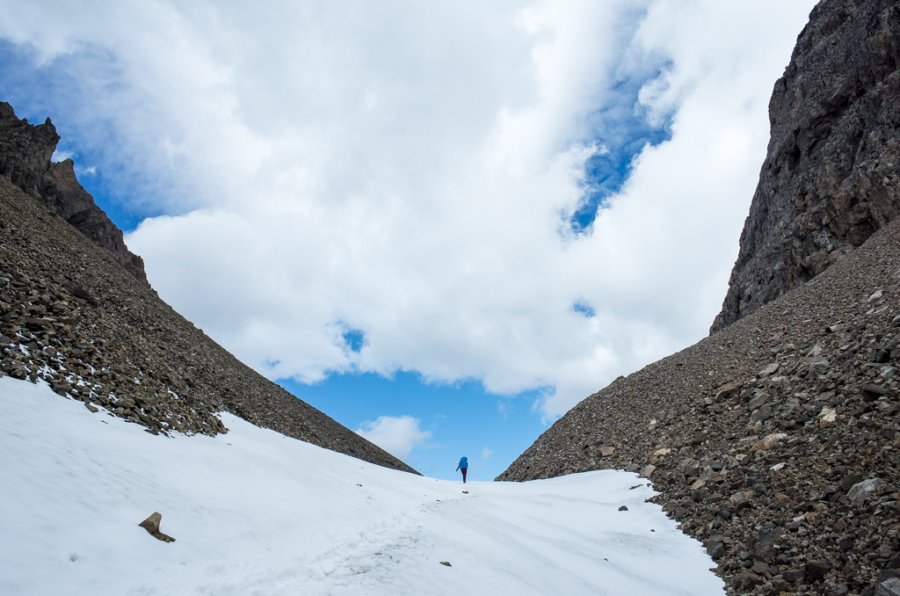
[0, 102, 147, 283]
[502, 0, 899, 593]
[711, 0, 899, 333]
[0, 137, 415, 475]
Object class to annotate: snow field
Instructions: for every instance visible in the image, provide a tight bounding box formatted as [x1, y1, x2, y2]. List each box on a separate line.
[0, 377, 723, 595]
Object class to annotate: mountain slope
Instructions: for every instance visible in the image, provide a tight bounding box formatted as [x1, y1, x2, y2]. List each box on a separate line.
[501, 0, 900, 592]
[501, 198, 900, 594]
[0, 174, 414, 473]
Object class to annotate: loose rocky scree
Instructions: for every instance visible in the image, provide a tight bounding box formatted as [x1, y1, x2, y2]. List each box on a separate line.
[501, 219, 900, 594]
[0, 175, 414, 473]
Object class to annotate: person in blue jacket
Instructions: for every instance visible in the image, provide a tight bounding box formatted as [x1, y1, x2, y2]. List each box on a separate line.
[456, 456, 468, 483]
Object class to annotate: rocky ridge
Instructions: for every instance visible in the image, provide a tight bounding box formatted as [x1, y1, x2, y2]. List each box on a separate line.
[0, 173, 415, 474]
[711, 0, 899, 333]
[0, 102, 147, 283]
[500, 215, 899, 594]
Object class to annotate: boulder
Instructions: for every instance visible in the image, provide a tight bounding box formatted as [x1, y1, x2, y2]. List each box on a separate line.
[138, 512, 175, 543]
[847, 478, 884, 504]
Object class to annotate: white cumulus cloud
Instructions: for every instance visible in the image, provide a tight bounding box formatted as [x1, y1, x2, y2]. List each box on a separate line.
[0, 0, 817, 420]
[356, 415, 432, 461]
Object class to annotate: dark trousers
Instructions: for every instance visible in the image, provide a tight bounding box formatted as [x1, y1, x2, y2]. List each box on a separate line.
[461, 468, 467, 483]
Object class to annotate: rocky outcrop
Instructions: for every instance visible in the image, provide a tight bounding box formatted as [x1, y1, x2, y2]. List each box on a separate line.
[0, 103, 58, 194]
[711, 0, 899, 333]
[41, 159, 147, 282]
[0, 102, 147, 283]
[500, 216, 900, 594]
[0, 175, 416, 474]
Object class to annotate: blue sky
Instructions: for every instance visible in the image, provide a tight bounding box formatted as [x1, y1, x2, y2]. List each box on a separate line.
[0, 1, 816, 480]
[279, 373, 547, 481]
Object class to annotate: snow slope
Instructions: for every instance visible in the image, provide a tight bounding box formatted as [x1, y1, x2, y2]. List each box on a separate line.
[0, 377, 723, 595]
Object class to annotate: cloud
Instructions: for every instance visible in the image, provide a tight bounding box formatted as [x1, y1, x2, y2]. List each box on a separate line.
[0, 1, 817, 420]
[481, 447, 493, 461]
[355, 415, 432, 461]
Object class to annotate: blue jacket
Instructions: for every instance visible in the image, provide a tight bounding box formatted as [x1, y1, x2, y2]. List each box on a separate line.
[457, 457, 468, 469]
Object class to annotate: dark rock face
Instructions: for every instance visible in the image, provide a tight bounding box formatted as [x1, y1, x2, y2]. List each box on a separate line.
[711, 0, 899, 333]
[0, 102, 147, 283]
[0, 175, 416, 474]
[0, 102, 59, 194]
[41, 159, 147, 282]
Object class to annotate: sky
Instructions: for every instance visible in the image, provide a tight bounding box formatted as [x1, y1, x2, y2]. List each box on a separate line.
[0, 0, 817, 479]
[0, 376, 724, 594]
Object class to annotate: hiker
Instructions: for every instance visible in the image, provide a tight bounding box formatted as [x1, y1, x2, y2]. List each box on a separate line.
[456, 456, 468, 483]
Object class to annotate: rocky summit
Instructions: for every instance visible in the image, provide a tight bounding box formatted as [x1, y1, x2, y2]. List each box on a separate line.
[711, 0, 899, 333]
[0, 102, 148, 284]
[0, 142, 414, 474]
[502, 0, 899, 594]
